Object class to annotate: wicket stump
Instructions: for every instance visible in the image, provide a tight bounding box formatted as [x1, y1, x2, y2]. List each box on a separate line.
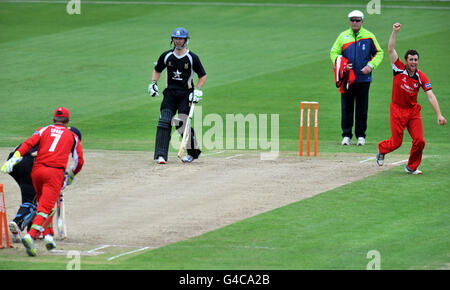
[0, 184, 11, 248]
[299, 101, 318, 156]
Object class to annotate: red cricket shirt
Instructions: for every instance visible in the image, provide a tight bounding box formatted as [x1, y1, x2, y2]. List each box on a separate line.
[391, 58, 432, 108]
[17, 124, 84, 174]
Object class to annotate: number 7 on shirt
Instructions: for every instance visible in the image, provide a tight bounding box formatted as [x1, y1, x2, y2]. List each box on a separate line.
[49, 133, 62, 152]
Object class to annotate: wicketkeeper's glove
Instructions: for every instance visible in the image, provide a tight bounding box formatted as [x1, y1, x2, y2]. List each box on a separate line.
[1, 151, 22, 174]
[63, 169, 75, 190]
[189, 89, 203, 103]
[148, 81, 159, 97]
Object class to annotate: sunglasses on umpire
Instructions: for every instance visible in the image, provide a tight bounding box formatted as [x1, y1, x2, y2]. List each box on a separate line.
[350, 18, 362, 22]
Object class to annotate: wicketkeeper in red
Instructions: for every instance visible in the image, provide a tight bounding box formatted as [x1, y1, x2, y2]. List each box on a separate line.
[1, 107, 84, 256]
[5, 126, 82, 243]
[376, 23, 447, 174]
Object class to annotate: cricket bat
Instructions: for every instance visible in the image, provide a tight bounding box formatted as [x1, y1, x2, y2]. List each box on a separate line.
[178, 102, 196, 159]
[43, 190, 66, 240]
[56, 191, 67, 239]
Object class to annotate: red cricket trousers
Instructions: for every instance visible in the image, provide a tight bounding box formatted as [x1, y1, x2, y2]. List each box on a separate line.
[378, 103, 425, 171]
[28, 165, 64, 239]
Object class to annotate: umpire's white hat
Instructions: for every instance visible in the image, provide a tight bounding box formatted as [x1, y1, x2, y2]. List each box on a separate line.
[348, 10, 364, 19]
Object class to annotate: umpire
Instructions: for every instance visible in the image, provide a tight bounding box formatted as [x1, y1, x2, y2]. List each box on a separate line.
[148, 27, 207, 164]
[330, 10, 384, 146]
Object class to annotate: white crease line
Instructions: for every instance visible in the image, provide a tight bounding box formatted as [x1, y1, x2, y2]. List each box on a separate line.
[202, 150, 225, 156]
[225, 154, 246, 160]
[87, 245, 111, 253]
[49, 249, 104, 256]
[391, 159, 408, 165]
[360, 157, 376, 163]
[107, 246, 154, 261]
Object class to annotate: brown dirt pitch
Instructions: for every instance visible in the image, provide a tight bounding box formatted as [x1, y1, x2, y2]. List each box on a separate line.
[0, 149, 398, 257]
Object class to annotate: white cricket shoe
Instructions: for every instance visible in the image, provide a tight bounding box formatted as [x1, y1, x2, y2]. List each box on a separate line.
[156, 156, 167, 164]
[44, 235, 56, 251]
[405, 166, 422, 175]
[181, 155, 194, 163]
[9, 221, 22, 243]
[341, 137, 351, 146]
[357, 137, 366, 146]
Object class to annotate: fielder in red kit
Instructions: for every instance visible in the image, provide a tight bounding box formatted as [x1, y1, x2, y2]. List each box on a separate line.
[376, 23, 447, 174]
[1, 107, 84, 256]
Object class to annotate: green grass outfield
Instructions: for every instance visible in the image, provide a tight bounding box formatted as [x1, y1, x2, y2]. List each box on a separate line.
[0, 0, 449, 270]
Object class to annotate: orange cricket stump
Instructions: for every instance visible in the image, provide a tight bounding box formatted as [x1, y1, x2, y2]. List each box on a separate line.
[299, 102, 305, 156]
[0, 184, 12, 249]
[306, 103, 311, 156]
[314, 103, 319, 156]
[299, 101, 319, 157]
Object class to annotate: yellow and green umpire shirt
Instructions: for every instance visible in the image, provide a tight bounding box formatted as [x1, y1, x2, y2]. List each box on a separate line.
[330, 26, 384, 83]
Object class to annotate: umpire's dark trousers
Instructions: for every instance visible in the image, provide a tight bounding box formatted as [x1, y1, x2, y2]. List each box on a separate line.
[341, 82, 370, 139]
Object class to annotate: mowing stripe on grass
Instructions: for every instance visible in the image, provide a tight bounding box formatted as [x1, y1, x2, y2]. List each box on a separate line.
[1, 0, 450, 10]
[172, 244, 278, 250]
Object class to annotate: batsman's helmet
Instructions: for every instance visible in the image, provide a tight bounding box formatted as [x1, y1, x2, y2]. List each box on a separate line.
[171, 27, 189, 47]
[171, 27, 189, 39]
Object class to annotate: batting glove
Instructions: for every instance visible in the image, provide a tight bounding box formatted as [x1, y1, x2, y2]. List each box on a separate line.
[63, 169, 75, 189]
[148, 81, 159, 97]
[1, 151, 22, 174]
[189, 89, 203, 103]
